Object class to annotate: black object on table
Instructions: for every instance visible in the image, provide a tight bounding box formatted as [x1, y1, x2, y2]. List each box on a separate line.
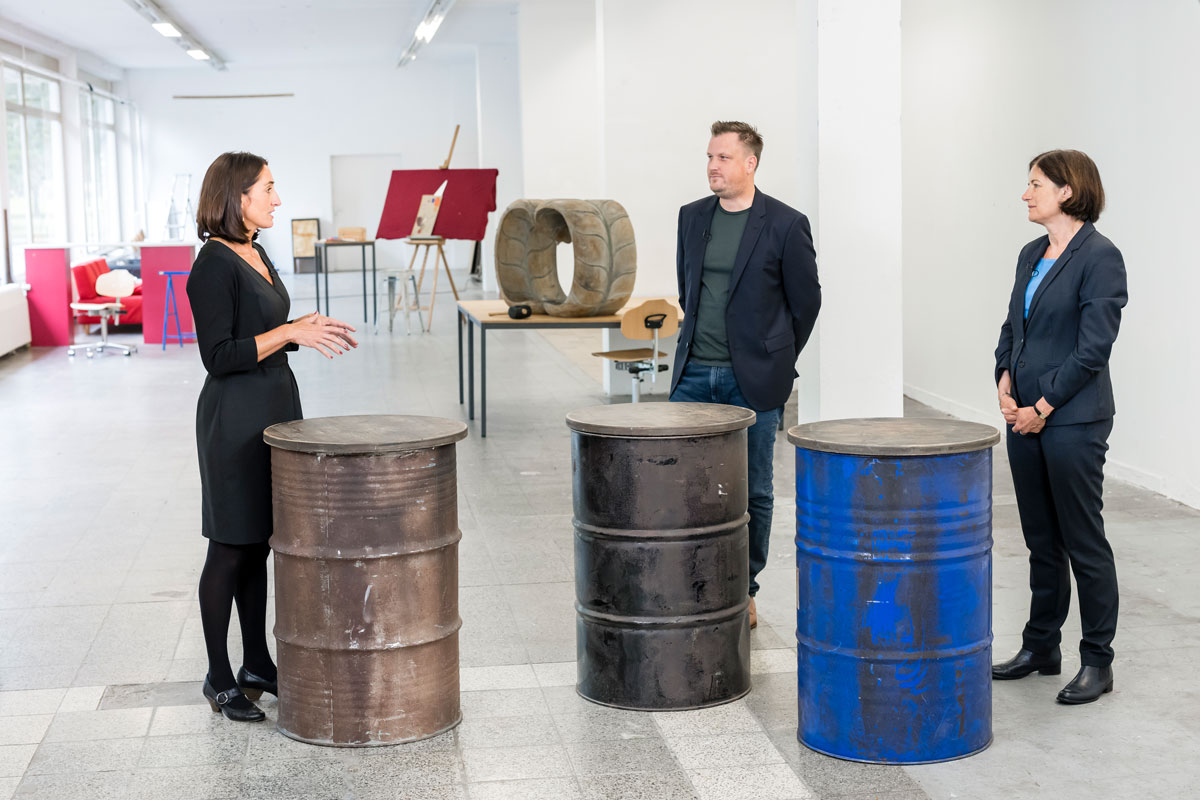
[313, 240, 377, 324]
[456, 300, 626, 438]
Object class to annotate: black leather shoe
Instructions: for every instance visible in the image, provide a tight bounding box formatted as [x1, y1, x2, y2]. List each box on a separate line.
[203, 676, 265, 721]
[236, 666, 278, 701]
[992, 647, 1062, 680]
[1057, 665, 1113, 704]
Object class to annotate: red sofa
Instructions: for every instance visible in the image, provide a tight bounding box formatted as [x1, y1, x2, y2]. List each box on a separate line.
[71, 258, 143, 326]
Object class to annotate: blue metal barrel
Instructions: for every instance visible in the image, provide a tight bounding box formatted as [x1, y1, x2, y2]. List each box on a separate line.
[787, 418, 1000, 764]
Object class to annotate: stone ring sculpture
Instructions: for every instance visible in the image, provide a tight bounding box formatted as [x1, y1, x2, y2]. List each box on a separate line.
[494, 199, 637, 317]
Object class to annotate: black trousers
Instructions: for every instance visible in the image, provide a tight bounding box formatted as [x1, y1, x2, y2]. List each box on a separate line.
[1006, 418, 1118, 667]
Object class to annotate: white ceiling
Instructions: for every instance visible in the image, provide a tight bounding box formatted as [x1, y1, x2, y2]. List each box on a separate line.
[0, 0, 516, 72]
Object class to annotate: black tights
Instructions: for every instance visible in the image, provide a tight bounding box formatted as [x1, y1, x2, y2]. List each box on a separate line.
[198, 540, 276, 691]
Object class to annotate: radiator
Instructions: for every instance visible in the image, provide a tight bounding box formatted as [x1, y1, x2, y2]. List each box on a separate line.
[0, 283, 32, 357]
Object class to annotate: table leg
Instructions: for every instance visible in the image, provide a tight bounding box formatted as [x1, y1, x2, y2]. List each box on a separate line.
[360, 246, 368, 323]
[457, 309, 463, 404]
[387, 276, 396, 333]
[322, 249, 331, 317]
[370, 244, 377, 327]
[467, 321, 475, 421]
[481, 327, 487, 438]
[313, 248, 321, 313]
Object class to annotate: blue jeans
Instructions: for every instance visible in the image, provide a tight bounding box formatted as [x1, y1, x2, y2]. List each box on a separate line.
[669, 361, 783, 596]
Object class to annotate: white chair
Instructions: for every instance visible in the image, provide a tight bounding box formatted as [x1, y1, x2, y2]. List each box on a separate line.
[68, 269, 139, 358]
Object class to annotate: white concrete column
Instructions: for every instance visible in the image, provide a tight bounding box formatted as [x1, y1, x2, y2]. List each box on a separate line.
[516, 0, 603, 198]
[814, 0, 904, 419]
[475, 42, 523, 294]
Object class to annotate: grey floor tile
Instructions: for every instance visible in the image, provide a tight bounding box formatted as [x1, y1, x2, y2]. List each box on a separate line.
[237, 758, 352, 799]
[138, 732, 250, 768]
[552, 706, 660, 744]
[126, 764, 243, 800]
[0, 777, 16, 800]
[0, 691, 65, 718]
[42, 707, 153, 742]
[0, 747, 36, 780]
[13, 771, 130, 800]
[461, 744, 573, 782]
[460, 688, 550, 719]
[26, 737, 145, 775]
[564, 738, 679, 777]
[456, 714, 560, 749]
[665, 731, 785, 770]
[467, 777, 583, 800]
[651, 701, 765, 738]
[577, 771, 700, 800]
[687, 764, 812, 800]
[0, 717, 52, 748]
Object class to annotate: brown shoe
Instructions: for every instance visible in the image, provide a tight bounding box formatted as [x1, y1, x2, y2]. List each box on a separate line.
[748, 597, 757, 629]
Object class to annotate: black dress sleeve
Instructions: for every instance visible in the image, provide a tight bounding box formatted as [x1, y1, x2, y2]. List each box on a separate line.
[187, 253, 260, 377]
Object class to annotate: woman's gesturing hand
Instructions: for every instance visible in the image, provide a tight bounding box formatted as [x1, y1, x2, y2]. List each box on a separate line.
[289, 312, 359, 358]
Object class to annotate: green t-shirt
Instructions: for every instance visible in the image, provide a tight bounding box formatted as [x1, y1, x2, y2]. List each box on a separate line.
[690, 203, 750, 366]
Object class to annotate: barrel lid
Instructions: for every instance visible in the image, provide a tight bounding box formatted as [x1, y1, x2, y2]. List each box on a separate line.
[264, 414, 468, 454]
[566, 402, 755, 437]
[786, 417, 1000, 456]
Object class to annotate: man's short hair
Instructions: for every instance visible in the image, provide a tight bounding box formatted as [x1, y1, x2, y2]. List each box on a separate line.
[710, 121, 763, 167]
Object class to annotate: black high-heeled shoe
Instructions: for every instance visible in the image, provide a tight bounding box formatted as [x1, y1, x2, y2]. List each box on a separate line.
[236, 666, 278, 701]
[203, 675, 265, 722]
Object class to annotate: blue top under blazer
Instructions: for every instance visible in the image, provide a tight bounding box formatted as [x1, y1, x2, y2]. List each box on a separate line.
[995, 222, 1128, 426]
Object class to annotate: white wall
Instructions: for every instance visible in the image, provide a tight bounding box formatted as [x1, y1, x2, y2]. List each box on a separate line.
[518, 0, 816, 299]
[902, 0, 1200, 506]
[124, 57, 485, 274]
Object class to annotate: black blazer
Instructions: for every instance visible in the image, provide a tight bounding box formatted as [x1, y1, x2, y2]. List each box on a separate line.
[994, 222, 1127, 426]
[671, 189, 821, 411]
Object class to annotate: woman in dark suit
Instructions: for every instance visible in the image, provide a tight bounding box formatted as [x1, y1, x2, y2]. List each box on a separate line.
[992, 149, 1127, 705]
[187, 152, 357, 721]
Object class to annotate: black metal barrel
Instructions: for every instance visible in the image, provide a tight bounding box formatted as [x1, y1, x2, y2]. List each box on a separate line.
[566, 402, 755, 710]
[264, 414, 468, 746]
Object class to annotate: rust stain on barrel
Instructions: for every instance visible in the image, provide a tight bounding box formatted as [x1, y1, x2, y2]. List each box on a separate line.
[265, 415, 468, 746]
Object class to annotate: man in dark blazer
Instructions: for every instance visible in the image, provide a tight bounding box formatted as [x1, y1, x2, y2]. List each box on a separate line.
[670, 120, 821, 627]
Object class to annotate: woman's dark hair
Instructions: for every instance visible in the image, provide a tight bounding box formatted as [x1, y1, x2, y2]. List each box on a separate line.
[1029, 149, 1105, 223]
[196, 151, 268, 243]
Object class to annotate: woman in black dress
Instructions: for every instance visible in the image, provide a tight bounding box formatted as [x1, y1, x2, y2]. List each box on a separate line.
[187, 152, 357, 721]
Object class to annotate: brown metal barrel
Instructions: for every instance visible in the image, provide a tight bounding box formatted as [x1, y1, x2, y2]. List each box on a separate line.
[264, 415, 468, 746]
[566, 402, 755, 710]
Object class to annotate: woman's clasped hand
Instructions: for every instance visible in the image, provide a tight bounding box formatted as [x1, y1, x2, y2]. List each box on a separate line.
[289, 311, 359, 357]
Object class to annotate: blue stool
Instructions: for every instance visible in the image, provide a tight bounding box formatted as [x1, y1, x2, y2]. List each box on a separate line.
[160, 271, 197, 350]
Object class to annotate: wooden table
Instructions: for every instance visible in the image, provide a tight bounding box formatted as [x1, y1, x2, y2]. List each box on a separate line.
[456, 298, 679, 437]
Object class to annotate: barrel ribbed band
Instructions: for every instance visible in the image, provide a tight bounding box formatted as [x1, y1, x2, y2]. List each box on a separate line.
[573, 514, 749, 543]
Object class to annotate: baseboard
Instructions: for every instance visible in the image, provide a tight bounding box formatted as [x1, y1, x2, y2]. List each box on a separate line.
[904, 382, 1199, 510]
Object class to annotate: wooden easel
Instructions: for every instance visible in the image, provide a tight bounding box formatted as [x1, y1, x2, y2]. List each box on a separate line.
[402, 125, 462, 331]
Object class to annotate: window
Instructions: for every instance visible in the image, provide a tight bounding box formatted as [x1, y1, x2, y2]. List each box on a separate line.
[5, 65, 67, 262]
[80, 87, 120, 244]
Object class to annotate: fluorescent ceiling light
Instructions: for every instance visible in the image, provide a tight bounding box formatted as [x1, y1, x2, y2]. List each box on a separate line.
[122, 0, 226, 70]
[399, 0, 455, 66]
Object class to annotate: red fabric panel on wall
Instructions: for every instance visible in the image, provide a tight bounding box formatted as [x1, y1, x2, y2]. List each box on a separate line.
[142, 245, 196, 345]
[375, 169, 499, 242]
[26, 248, 73, 347]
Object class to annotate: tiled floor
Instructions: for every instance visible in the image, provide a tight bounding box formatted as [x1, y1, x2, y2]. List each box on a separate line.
[1, 271, 1198, 799]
